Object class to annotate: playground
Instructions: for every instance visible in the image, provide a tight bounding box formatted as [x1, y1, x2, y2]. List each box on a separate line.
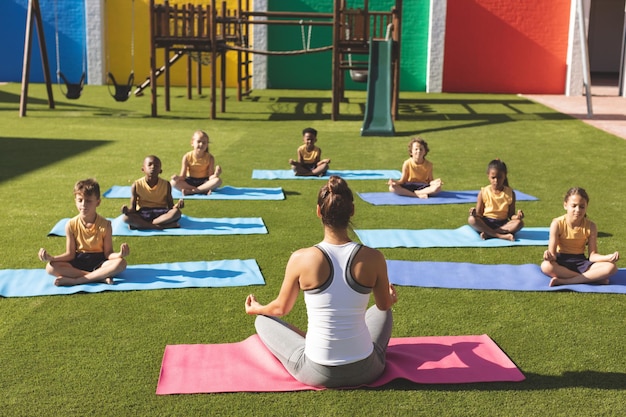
[2, 0, 626, 415]
[20, 0, 403, 134]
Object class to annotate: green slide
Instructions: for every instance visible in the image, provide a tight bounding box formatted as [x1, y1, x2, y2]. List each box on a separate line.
[360, 39, 395, 136]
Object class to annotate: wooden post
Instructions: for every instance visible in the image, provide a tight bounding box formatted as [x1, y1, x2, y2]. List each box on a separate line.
[220, 1, 227, 113]
[165, 46, 171, 111]
[20, 0, 55, 117]
[210, 0, 217, 119]
[186, 53, 193, 100]
[149, 0, 157, 116]
[331, 0, 342, 120]
[391, 0, 402, 121]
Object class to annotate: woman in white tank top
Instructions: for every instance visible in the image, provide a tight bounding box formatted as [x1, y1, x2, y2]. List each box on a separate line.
[245, 176, 398, 388]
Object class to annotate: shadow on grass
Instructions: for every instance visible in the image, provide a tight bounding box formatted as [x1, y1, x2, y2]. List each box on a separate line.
[267, 97, 362, 121]
[2, 89, 577, 131]
[256, 96, 574, 134]
[0, 89, 153, 118]
[0, 137, 110, 183]
[395, 97, 574, 136]
[0, 89, 50, 107]
[376, 370, 626, 391]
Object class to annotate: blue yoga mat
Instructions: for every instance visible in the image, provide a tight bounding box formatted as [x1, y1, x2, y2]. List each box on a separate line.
[252, 169, 401, 180]
[355, 225, 549, 248]
[48, 215, 268, 236]
[0, 259, 265, 297]
[357, 190, 539, 206]
[387, 260, 626, 293]
[103, 185, 285, 200]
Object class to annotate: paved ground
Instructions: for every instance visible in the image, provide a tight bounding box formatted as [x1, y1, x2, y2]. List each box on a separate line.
[525, 80, 626, 141]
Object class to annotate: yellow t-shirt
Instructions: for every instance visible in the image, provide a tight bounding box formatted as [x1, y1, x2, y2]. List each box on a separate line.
[298, 144, 321, 165]
[68, 213, 109, 253]
[555, 214, 591, 254]
[185, 151, 214, 178]
[400, 158, 433, 183]
[134, 177, 169, 209]
[481, 185, 513, 220]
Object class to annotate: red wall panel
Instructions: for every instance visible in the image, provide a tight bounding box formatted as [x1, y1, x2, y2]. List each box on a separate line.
[443, 1, 571, 94]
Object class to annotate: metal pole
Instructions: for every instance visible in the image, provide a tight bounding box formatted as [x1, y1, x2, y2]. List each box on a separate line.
[618, 0, 626, 97]
[577, 0, 593, 118]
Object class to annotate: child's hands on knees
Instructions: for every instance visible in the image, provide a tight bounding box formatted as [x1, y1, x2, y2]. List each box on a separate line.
[119, 243, 130, 258]
[38, 248, 51, 262]
[607, 251, 620, 263]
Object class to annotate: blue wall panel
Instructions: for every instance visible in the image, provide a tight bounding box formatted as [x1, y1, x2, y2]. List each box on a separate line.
[1, 0, 86, 83]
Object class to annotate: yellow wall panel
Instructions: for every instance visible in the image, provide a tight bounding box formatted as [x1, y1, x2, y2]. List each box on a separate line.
[106, 0, 248, 88]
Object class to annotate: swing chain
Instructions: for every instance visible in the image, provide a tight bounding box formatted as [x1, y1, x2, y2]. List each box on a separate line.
[299, 20, 313, 51]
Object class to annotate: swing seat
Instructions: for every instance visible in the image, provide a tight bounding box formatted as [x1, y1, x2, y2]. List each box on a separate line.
[108, 72, 135, 102]
[350, 69, 368, 83]
[58, 72, 85, 100]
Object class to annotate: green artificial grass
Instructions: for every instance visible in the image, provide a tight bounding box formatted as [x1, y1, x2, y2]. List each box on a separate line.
[1, 83, 625, 416]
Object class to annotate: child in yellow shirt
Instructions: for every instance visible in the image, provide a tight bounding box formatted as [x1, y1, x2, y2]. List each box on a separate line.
[38, 179, 129, 286]
[541, 187, 619, 286]
[388, 137, 442, 199]
[289, 127, 330, 176]
[468, 159, 524, 241]
[122, 155, 184, 229]
[170, 130, 222, 195]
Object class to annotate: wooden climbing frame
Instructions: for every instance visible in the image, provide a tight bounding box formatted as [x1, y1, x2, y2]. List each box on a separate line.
[147, 0, 402, 120]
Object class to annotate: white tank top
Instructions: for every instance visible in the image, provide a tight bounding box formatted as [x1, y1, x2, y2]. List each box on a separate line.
[304, 241, 373, 366]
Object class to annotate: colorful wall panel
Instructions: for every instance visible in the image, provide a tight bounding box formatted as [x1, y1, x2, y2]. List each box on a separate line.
[442, 0, 571, 94]
[266, 0, 429, 91]
[3, 0, 86, 84]
[106, 0, 242, 88]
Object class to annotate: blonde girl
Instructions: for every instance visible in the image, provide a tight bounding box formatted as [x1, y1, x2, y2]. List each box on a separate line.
[171, 130, 222, 195]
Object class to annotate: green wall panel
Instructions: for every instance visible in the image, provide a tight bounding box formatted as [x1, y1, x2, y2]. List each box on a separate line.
[266, 0, 428, 91]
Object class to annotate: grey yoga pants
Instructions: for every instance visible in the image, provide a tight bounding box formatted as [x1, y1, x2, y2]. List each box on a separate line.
[254, 305, 393, 388]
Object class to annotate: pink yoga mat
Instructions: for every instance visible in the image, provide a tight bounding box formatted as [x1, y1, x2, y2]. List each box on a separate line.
[156, 334, 524, 394]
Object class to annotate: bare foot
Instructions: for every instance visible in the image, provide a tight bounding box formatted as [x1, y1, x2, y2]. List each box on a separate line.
[598, 278, 610, 285]
[416, 193, 429, 199]
[289, 159, 297, 166]
[479, 232, 488, 240]
[121, 205, 130, 215]
[549, 277, 561, 287]
[54, 276, 77, 286]
[501, 233, 515, 241]
[161, 222, 181, 229]
[105, 277, 114, 285]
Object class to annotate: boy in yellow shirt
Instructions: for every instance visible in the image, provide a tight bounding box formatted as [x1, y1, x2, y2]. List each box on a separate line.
[38, 179, 129, 286]
[289, 127, 331, 176]
[122, 155, 184, 229]
[388, 137, 442, 199]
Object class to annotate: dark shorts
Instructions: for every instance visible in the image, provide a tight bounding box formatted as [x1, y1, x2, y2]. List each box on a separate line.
[138, 207, 170, 222]
[293, 163, 317, 172]
[483, 217, 509, 230]
[556, 253, 593, 274]
[70, 252, 106, 272]
[185, 177, 208, 187]
[400, 182, 429, 192]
